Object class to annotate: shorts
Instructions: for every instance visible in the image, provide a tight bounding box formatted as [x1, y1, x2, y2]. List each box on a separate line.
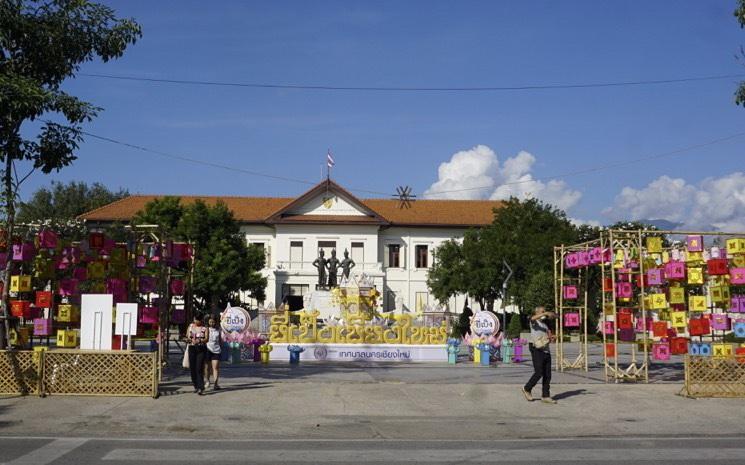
[206, 351, 221, 361]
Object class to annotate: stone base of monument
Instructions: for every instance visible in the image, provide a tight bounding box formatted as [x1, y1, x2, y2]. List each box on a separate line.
[270, 343, 447, 362]
[305, 290, 339, 320]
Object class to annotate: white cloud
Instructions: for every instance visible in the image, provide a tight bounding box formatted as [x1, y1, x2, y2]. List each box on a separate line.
[424, 145, 582, 212]
[604, 173, 745, 231]
[570, 217, 602, 228]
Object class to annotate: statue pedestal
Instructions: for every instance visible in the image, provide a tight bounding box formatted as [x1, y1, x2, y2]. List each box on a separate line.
[306, 290, 340, 321]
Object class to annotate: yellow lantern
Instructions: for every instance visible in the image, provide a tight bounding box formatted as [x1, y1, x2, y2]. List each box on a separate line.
[671, 311, 687, 328]
[646, 237, 662, 254]
[689, 295, 707, 312]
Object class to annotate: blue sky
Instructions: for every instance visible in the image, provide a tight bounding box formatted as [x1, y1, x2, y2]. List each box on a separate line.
[23, 1, 745, 227]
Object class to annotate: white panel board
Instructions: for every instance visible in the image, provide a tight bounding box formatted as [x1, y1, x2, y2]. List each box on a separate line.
[80, 294, 113, 350]
[115, 303, 138, 336]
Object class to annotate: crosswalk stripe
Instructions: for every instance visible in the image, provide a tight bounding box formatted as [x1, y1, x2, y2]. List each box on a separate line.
[5, 438, 88, 465]
[102, 447, 745, 462]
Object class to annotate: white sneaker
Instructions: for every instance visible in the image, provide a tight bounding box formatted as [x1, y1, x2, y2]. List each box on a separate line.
[205, 381, 211, 388]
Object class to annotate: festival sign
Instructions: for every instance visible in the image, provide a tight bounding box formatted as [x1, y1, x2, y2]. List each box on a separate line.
[221, 306, 254, 363]
[471, 311, 500, 337]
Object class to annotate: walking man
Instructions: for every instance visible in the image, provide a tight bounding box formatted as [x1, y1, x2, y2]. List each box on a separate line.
[522, 306, 557, 404]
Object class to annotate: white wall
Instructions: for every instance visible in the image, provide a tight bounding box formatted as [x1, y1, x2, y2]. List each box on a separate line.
[243, 222, 485, 315]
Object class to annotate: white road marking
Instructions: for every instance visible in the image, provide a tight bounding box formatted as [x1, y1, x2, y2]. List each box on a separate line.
[5, 438, 88, 465]
[102, 447, 745, 462]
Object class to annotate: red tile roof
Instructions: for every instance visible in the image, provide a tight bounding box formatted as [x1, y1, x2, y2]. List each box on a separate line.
[80, 182, 501, 227]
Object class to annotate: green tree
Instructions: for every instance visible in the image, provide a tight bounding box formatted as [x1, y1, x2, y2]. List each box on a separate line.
[18, 180, 128, 223]
[484, 197, 578, 313]
[506, 312, 523, 339]
[132, 196, 183, 236]
[429, 197, 578, 315]
[521, 269, 555, 314]
[428, 228, 504, 312]
[736, 0, 745, 106]
[134, 198, 267, 312]
[0, 0, 140, 347]
[178, 200, 266, 311]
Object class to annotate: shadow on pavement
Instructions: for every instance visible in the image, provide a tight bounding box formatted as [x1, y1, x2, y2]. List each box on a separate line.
[552, 389, 589, 400]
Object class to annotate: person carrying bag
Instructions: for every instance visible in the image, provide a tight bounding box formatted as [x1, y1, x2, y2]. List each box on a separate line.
[522, 306, 557, 404]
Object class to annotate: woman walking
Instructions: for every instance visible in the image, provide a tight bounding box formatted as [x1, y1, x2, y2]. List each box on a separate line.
[186, 313, 208, 395]
[522, 306, 557, 404]
[204, 315, 222, 391]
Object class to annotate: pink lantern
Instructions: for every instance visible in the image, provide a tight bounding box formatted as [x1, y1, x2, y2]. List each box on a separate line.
[653, 342, 671, 361]
[635, 317, 652, 333]
[564, 313, 580, 328]
[564, 253, 579, 269]
[170, 278, 185, 296]
[12, 242, 35, 261]
[576, 251, 590, 267]
[604, 321, 615, 335]
[664, 261, 686, 280]
[647, 268, 664, 286]
[139, 306, 158, 324]
[711, 314, 731, 331]
[686, 235, 704, 252]
[38, 230, 58, 249]
[615, 282, 633, 299]
[33, 318, 52, 336]
[730, 268, 745, 285]
[563, 285, 578, 300]
[588, 247, 603, 265]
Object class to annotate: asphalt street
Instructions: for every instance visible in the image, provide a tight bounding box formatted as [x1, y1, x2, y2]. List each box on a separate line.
[2, 437, 745, 464]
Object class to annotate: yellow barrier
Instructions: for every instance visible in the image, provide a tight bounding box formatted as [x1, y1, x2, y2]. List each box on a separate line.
[0, 350, 158, 398]
[0, 350, 43, 395]
[683, 355, 745, 398]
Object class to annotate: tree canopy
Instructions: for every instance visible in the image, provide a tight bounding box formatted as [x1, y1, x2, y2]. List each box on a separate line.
[0, 0, 140, 347]
[134, 198, 267, 312]
[429, 197, 579, 313]
[17, 180, 128, 223]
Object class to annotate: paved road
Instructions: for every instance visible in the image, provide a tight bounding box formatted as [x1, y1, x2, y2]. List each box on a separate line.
[2, 436, 745, 464]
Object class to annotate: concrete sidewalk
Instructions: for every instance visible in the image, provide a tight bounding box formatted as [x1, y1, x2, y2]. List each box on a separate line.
[1, 360, 740, 441]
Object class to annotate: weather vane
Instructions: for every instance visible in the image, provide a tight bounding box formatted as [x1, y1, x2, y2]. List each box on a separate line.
[393, 185, 416, 209]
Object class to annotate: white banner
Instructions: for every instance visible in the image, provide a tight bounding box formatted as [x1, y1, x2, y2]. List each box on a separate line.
[270, 343, 447, 362]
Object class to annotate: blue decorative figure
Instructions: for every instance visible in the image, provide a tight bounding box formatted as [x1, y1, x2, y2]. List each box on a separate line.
[288, 345, 305, 364]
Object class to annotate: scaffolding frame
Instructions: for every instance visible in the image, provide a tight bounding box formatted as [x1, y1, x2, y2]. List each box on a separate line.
[554, 242, 593, 372]
[558, 228, 745, 384]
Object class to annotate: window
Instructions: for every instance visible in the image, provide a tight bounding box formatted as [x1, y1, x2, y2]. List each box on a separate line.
[281, 284, 309, 311]
[351, 242, 364, 265]
[318, 240, 336, 257]
[385, 244, 401, 268]
[386, 290, 397, 311]
[415, 245, 428, 268]
[290, 241, 303, 269]
[415, 292, 429, 312]
[251, 242, 269, 267]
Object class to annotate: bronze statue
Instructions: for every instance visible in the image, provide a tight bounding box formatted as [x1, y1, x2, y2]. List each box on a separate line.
[312, 249, 327, 287]
[341, 248, 355, 281]
[326, 249, 340, 287]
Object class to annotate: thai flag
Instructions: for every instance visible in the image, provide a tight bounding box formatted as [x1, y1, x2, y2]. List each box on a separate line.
[327, 150, 335, 168]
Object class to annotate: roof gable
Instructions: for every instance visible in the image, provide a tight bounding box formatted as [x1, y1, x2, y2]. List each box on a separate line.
[265, 179, 388, 225]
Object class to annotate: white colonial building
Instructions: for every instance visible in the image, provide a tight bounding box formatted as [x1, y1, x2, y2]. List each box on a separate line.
[82, 179, 501, 313]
